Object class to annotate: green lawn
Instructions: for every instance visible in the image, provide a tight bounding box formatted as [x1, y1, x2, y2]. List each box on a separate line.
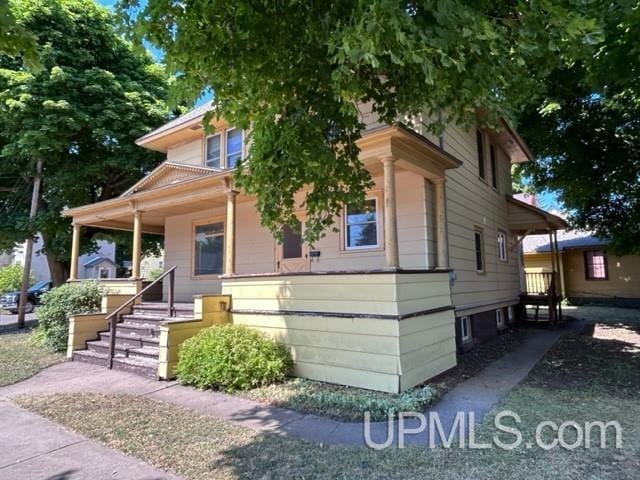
[0, 330, 64, 386]
[16, 312, 640, 479]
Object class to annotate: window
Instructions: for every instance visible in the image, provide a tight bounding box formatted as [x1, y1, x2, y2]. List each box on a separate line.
[497, 230, 508, 262]
[344, 198, 379, 250]
[205, 134, 221, 168]
[476, 129, 485, 180]
[460, 316, 472, 342]
[474, 228, 485, 272]
[98, 267, 110, 279]
[584, 250, 608, 280]
[496, 309, 505, 329]
[226, 128, 243, 168]
[194, 222, 224, 275]
[490, 144, 498, 189]
[282, 219, 303, 259]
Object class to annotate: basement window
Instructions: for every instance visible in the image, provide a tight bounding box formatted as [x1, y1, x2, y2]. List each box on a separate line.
[460, 316, 472, 343]
[496, 309, 505, 329]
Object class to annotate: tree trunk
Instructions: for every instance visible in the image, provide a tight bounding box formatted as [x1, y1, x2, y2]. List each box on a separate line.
[46, 254, 69, 287]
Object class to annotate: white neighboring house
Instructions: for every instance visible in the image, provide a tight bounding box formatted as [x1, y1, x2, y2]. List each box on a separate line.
[140, 251, 165, 279]
[12, 234, 117, 282]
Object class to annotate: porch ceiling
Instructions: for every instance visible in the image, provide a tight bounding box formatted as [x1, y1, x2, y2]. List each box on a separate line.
[63, 173, 233, 234]
[358, 124, 462, 179]
[506, 195, 568, 234]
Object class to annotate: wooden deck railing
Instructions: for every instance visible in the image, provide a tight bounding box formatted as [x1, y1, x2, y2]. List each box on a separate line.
[524, 272, 554, 296]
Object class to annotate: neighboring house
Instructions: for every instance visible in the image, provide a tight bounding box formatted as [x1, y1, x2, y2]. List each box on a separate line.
[524, 230, 640, 307]
[140, 252, 165, 279]
[63, 104, 565, 392]
[0, 252, 12, 269]
[13, 234, 117, 282]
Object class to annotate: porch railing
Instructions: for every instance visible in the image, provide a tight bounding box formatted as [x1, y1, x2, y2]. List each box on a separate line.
[105, 266, 177, 369]
[524, 272, 555, 296]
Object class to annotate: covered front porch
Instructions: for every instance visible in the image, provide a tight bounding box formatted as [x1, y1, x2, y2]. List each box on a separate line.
[507, 196, 568, 323]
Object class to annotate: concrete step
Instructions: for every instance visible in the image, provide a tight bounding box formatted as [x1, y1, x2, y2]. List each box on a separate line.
[85, 340, 159, 360]
[73, 349, 158, 379]
[117, 323, 161, 338]
[132, 302, 194, 316]
[120, 314, 194, 326]
[99, 331, 159, 349]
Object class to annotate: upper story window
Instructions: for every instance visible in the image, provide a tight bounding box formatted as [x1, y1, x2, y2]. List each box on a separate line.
[476, 129, 485, 180]
[226, 128, 243, 168]
[497, 229, 508, 262]
[474, 227, 485, 273]
[490, 144, 498, 189]
[344, 197, 380, 250]
[205, 128, 244, 169]
[205, 134, 221, 168]
[584, 250, 608, 280]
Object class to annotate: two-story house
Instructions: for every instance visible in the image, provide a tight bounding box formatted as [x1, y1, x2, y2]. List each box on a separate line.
[62, 105, 566, 393]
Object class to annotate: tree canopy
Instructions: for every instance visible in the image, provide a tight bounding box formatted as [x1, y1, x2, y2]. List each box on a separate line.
[0, 0, 172, 284]
[516, 0, 640, 255]
[119, 0, 598, 243]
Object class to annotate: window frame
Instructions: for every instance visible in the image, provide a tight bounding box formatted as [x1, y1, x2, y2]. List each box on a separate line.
[584, 250, 609, 281]
[496, 309, 505, 329]
[476, 129, 486, 180]
[490, 143, 498, 189]
[204, 133, 222, 169]
[474, 227, 485, 273]
[460, 316, 472, 343]
[192, 217, 226, 278]
[341, 193, 383, 252]
[225, 127, 244, 169]
[497, 229, 508, 263]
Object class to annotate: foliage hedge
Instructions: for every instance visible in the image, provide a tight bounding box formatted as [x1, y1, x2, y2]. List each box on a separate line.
[33, 281, 103, 351]
[177, 324, 293, 392]
[0, 264, 32, 295]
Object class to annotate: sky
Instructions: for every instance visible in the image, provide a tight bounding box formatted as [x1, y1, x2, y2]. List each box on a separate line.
[97, 0, 562, 211]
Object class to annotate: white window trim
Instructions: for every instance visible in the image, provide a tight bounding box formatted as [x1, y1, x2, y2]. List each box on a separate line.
[343, 196, 382, 251]
[225, 127, 244, 169]
[460, 316, 472, 343]
[204, 133, 222, 168]
[497, 229, 508, 263]
[496, 309, 505, 329]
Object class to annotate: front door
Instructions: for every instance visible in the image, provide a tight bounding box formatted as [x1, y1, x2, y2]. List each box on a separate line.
[276, 218, 310, 273]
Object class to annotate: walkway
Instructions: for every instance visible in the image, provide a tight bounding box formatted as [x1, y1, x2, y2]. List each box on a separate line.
[0, 399, 180, 480]
[0, 321, 578, 450]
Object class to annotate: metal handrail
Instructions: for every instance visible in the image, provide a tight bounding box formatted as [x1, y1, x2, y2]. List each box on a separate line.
[106, 266, 177, 369]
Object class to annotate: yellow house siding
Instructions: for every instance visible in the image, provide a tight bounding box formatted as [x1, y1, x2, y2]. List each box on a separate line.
[562, 250, 640, 299]
[166, 138, 203, 166]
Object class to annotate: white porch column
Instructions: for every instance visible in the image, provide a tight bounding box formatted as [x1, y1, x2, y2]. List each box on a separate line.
[382, 156, 399, 268]
[225, 190, 237, 275]
[433, 177, 449, 269]
[131, 211, 142, 279]
[69, 223, 81, 281]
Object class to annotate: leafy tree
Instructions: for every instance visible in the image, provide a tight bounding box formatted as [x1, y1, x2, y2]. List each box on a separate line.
[0, 263, 32, 294]
[119, 0, 597, 243]
[0, 0, 172, 285]
[0, 0, 39, 69]
[516, 1, 640, 255]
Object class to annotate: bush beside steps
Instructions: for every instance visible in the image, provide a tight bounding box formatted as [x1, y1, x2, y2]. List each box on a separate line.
[176, 324, 293, 392]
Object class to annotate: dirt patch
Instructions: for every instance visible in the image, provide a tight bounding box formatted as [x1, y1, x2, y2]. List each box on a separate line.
[430, 327, 532, 395]
[525, 325, 640, 398]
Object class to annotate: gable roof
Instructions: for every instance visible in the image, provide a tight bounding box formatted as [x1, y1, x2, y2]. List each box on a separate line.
[137, 103, 213, 145]
[121, 162, 220, 197]
[82, 255, 117, 268]
[523, 229, 609, 253]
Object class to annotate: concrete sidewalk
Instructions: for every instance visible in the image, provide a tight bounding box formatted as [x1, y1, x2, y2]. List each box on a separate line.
[0, 400, 181, 480]
[0, 321, 579, 449]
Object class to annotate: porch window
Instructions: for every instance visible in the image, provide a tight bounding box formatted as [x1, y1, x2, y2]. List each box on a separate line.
[205, 134, 221, 168]
[194, 222, 224, 275]
[460, 316, 472, 343]
[497, 229, 508, 262]
[474, 227, 485, 273]
[476, 129, 485, 180]
[584, 250, 608, 280]
[344, 198, 379, 250]
[226, 128, 243, 168]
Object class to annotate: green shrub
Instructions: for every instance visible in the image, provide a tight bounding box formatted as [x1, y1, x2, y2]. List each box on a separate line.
[146, 268, 163, 281]
[246, 378, 439, 421]
[33, 281, 103, 351]
[0, 264, 32, 295]
[177, 324, 293, 392]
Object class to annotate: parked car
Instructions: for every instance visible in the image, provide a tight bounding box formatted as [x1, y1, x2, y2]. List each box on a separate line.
[0, 280, 53, 314]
